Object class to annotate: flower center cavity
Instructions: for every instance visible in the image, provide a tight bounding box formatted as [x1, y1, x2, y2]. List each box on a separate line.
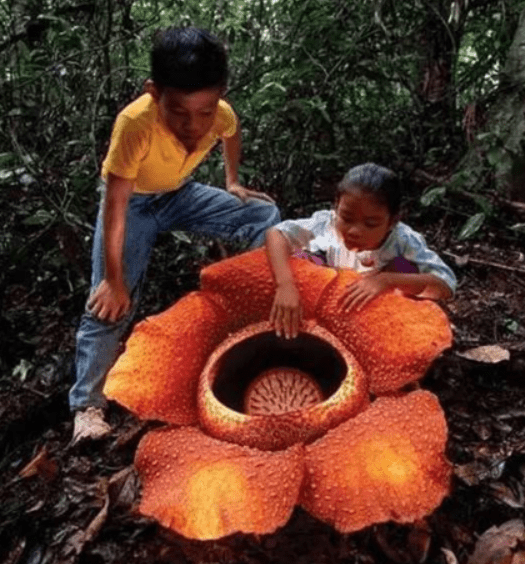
[207, 325, 347, 415]
[244, 367, 324, 415]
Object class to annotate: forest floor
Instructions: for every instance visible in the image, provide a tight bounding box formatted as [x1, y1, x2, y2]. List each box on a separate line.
[1, 202, 525, 564]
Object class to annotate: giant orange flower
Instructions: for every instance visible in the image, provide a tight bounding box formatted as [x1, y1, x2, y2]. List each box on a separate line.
[104, 249, 453, 540]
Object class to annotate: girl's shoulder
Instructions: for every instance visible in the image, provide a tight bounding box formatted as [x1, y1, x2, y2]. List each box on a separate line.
[310, 209, 335, 234]
[274, 209, 333, 240]
[383, 222, 428, 252]
[294, 209, 333, 229]
[391, 221, 426, 242]
[312, 209, 333, 222]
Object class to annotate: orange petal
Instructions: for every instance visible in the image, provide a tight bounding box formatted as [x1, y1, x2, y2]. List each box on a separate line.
[301, 390, 451, 533]
[290, 255, 338, 317]
[136, 426, 305, 540]
[318, 271, 453, 393]
[104, 291, 231, 424]
[200, 249, 337, 329]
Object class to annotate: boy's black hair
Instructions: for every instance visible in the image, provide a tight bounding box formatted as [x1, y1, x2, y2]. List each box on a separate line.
[337, 163, 402, 216]
[151, 27, 228, 91]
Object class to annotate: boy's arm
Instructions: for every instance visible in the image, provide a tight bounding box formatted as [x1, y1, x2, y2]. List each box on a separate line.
[340, 271, 452, 311]
[266, 228, 303, 339]
[221, 119, 275, 203]
[87, 173, 134, 322]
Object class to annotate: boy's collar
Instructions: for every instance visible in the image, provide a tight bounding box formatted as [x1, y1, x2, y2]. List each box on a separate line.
[151, 100, 218, 153]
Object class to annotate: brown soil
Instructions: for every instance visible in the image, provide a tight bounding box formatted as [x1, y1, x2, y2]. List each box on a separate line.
[1, 224, 524, 564]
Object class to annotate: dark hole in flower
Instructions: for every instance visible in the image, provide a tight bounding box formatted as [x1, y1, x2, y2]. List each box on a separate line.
[211, 331, 347, 414]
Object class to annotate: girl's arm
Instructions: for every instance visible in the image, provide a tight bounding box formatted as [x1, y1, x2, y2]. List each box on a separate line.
[391, 272, 453, 300]
[266, 228, 303, 339]
[87, 173, 134, 322]
[341, 224, 455, 310]
[340, 271, 452, 311]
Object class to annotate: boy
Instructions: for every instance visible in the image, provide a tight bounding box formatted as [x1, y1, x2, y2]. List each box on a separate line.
[70, 27, 280, 443]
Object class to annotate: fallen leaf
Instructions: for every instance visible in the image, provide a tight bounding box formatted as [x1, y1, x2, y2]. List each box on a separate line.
[84, 493, 110, 542]
[454, 254, 470, 267]
[454, 461, 505, 486]
[25, 499, 46, 514]
[3, 538, 26, 564]
[472, 420, 492, 440]
[512, 552, 525, 564]
[457, 345, 510, 364]
[110, 420, 151, 451]
[489, 482, 525, 509]
[408, 521, 432, 563]
[442, 548, 459, 564]
[18, 446, 58, 482]
[467, 519, 525, 564]
[374, 524, 413, 564]
[62, 493, 110, 558]
[108, 466, 140, 508]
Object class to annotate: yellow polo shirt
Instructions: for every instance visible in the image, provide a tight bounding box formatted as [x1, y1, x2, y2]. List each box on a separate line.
[101, 94, 237, 194]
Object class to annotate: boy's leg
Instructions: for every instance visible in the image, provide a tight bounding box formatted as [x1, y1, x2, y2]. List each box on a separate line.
[70, 193, 159, 415]
[154, 181, 280, 247]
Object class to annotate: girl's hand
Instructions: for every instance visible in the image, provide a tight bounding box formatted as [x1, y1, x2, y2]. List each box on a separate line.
[227, 182, 276, 204]
[88, 279, 131, 323]
[339, 272, 393, 311]
[269, 281, 303, 339]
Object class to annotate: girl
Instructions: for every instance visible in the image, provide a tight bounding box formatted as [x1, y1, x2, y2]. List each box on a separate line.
[266, 163, 456, 339]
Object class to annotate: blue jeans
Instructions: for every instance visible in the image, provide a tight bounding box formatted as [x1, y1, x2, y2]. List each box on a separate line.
[69, 181, 281, 411]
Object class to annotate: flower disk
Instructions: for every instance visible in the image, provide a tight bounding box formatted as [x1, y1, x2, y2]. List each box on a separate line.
[244, 367, 324, 415]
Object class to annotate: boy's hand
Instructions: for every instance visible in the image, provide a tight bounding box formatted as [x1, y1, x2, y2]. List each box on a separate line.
[88, 279, 131, 323]
[339, 272, 393, 312]
[227, 182, 275, 204]
[269, 281, 303, 339]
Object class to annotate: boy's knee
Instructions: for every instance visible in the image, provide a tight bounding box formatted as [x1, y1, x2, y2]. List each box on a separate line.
[256, 200, 280, 227]
[269, 203, 281, 225]
[254, 203, 280, 247]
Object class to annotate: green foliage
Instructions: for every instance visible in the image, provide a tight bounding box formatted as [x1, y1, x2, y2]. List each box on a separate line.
[457, 212, 486, 240]
[421, 168, 497, 240]
[0, 0, 523, 369]
[420, 186, 447, 206]
[455, 4, 518, 105]
[1, 0, 520, 216]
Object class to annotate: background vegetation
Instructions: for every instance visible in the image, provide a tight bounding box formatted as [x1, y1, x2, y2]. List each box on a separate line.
[1, 0, 524, 377]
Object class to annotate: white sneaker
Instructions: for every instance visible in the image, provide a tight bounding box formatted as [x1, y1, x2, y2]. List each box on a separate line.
[72, 407, 111, 445]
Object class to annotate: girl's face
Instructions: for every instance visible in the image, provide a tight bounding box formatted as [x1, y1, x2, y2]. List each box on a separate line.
[334, 185, 397, 251]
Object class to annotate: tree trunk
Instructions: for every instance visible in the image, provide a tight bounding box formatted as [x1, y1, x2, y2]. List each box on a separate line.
[464, 7, 525, 201]
[416, 0, 467, 156]
[499, 6, 525, 201]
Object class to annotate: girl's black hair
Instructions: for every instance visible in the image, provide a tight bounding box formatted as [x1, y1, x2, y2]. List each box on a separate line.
[151, 27, 228, 91]
[337, 163, 402, 216]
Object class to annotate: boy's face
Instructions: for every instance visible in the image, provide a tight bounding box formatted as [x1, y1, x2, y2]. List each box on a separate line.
[149, 83, 222, 152]
[334, 186, 397, 251]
